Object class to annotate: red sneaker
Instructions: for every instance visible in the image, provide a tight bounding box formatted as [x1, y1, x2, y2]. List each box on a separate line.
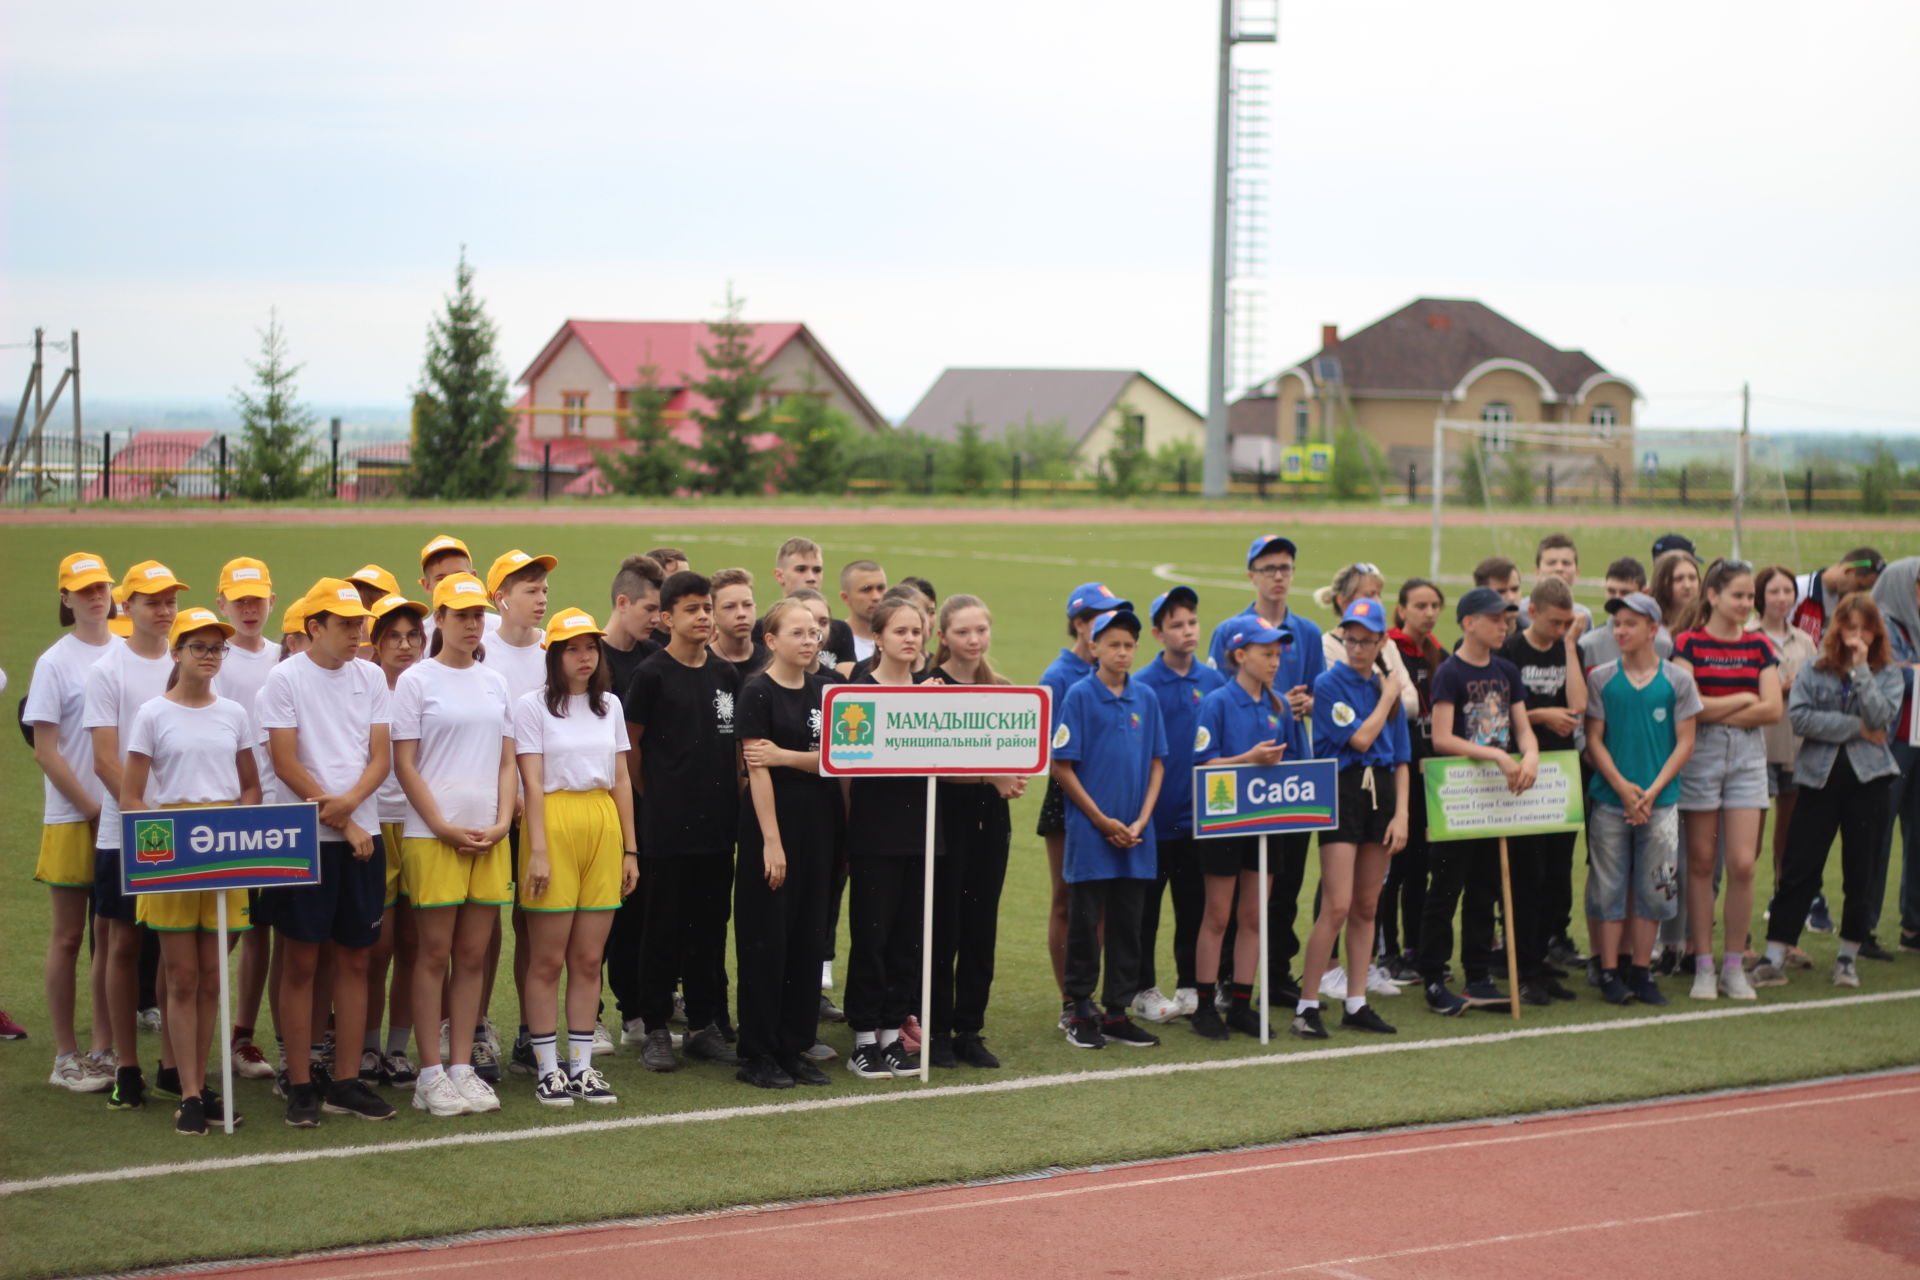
[0, 1009, 27, 1040]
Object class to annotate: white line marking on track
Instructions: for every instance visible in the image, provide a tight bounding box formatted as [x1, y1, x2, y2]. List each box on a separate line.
[164, 1084, 1920, 1280]
[4, 989, 1914, 1197]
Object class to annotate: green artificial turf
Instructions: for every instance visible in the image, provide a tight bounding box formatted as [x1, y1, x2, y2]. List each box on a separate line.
[3, 513, 1918, 1278]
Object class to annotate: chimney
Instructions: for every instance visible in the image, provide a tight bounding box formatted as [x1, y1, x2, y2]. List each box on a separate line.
[1321, 324, 1339, 349]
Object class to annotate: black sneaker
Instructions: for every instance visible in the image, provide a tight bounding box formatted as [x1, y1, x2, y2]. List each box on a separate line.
[818, 993, 847, 1023]
[640, 1028, 677, 1073]
[1859, 936, 1896, 962]
[1289, 1007, 1329, 1040]
[1543, 978, 1578, 1002]
[1385, 954, 1422, 985]
[1585, 956, 1604, 989]
[323, 1077, 396, 1121]
[1517, 982, 1552, 1008]
[1424, 982, 1469, 1017]
[174, 1093, 208, 1136]
[684, 1025, 739, 1065]
[285, 1083, 322, 1128]
[201, 1089, 243, 1129]
[734, 1055, 795, 1089]
[1806, 899, 1835, 934]
[535, 1069, 574, 1107]
[509, 1032, 537, 1076]
[782, 1056, 831, 1086]
[1462, 980, 1508, 1008]
[846, 1043, 891, 1079]
[1629, 972, 1669, 1006]
[273, 1067, 291, 1100]
[1099, 1017, 1160, 1048]
[883, 1040, 919, 1076]
[716, 1010, 737, 1044]
[309, 1063, 334, 1097]
[1340, 1004, 1397, 1035]
[1266, 974, 1303, 1007]
[1064, 1017, 1105, 1050]
[107, 1069, 146, 1111]
[152, 1065, 183, 1100]
[1224, 1005, 1264, 1038]
[1650, 949, 1678, 977]
[1597, 971, 1634, 1005]
[927, 1031, 958, 1069]
[1546, 935, 1587, 968]
[1544, 962, 1570, 979]
[952, 1034, 1001, 1068]
[1189, 1005, 1230, 1041]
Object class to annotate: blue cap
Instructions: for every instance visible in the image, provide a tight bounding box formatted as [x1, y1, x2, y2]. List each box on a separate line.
[1456, 586, 1518, 622]
[1066, 582, 1133, 618]
[1149, 585, 1198, 625]
[1604, 591, 1662, 626]
[1247, 534, 1298, 566]
[1340, 597, 1388, 634]
[1224, 624, 1289, 650]
[1090, 609, 1141, 640]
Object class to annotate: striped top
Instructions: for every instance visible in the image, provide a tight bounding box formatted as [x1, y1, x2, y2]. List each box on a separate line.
[1673, 628, 1778, 699]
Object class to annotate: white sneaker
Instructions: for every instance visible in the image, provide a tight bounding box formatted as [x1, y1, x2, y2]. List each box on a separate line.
[1129, 987, 1182, 1024]
[821, 960, 834, 990]
[670, 993, 687, 1025]
[449, 1069, 501, 1114]
[591, 1025, 616, 1057]
[1365, 965, 1404, 997]
[620, 1016, 646, 1045]
[230, 1038, 275, 1080]
[50, 1053, 110, 1093]
[411, 1071, 473, 1117]
[438, 1020, 451, 1062]
[82, 1050, 117, 1084]
[1689, 967, 1718, 1000]
[1718, 965, 1757, 1001]
[1318, 968, 1348, 1000]
[1173, 987, 1201, 1017]
[137, 1006, 162, 1033]
[1832, 956, 1861, 988]
[480, 1018, 502, 1058]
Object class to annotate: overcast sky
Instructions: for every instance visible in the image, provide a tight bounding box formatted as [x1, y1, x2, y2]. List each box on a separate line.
[4, 1, 1917, 433]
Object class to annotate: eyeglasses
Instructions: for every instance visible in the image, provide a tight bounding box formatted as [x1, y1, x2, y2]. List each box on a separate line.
[182, 642, 229, 658]
[383, 631, 423, 647]
[1251, 564, 1295, 578]
[1341, 633, 1382, 648]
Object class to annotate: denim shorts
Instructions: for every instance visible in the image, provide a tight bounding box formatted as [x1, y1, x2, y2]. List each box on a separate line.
[1679, 723, 1770, 811]
[1585, 804, 1682, 922]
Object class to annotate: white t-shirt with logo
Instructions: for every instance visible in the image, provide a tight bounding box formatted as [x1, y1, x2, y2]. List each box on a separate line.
[390, 658, 514, 838]
[513, 690, 630, 793]
[83, 642, 176, 850]
[258, 652, 392, 842]
[126, 696, 253, 808]
[24, 632, 117, 824]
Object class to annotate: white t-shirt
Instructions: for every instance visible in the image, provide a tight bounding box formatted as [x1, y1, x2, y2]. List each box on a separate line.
[250, 684, 282, 806]
[83, 641, 176, 850]
[375, 681, 410, 825]
[513, 690, 630, 793]
[215, 640, 279, 780]
[126, 696, 253, 808]
[850, 630, 876, 663]
[390, 658, 513, 838]
[24, 632, 117, 824]
[258, 652, 392, 842]
[481, 631, 547, 702]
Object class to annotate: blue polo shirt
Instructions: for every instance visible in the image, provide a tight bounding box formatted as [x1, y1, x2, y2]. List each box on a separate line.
[1037, 647, 1095, 728]
[1194, 676, 1311, 766]
[1135, 652, 1227, 839]
[1053, 673, 1167, 883]
[1312, 662, 1413, 770]
[1206, 604, 1327, 710]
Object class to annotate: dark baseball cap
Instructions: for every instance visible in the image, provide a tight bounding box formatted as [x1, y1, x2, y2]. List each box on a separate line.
[1651, 532, 1698, 561]
[1149, 585, 1198, 625]
[1456, 586, 1518, 622]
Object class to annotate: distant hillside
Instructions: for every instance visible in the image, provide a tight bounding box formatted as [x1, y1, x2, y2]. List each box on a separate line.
[1635, 429, 1920, 467]
[76, 399, 411, 442]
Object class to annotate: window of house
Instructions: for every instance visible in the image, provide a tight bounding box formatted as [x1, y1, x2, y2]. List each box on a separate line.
[1590, 405, 1618, 440]
[562, 391, 587, 436]
[1293, 401, 1310, 444]
[1480, 401, 1514, 453]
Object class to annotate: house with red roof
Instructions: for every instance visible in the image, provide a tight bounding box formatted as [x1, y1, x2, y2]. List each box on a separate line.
[514, 320, 887, 495]
[83, 430, 220, 500]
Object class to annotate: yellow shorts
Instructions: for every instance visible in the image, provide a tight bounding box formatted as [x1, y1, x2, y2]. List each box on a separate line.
[381, 822, 406, 907]
[402, 836, 510, 909]
[136, 888, 252, 933]
[518, 790, 624, 913]
[34, 822, 95, 888]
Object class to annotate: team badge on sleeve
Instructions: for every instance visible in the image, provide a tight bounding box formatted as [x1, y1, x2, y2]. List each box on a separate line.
[1193, 726, 1212, 752]
[1332, 702, 1356, 727]
[1053, 723, 1070, 750]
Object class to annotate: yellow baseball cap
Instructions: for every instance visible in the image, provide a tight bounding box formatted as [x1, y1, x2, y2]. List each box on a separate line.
[59, 552, 114, 593]
[297, 577, 375, 620]
[419, 534, 471, 569]
[348, 564, 400, 596]
[370, 593, 428, 622]
[486, 549, 558, 596]
[217, 557, 273, 600]
[107, 616, 133, 638]
[278, 600, 310, 638]
[118, 560, 187, 598]
[541, 607, 606, 649]
[431, 572, 494, 613]
[169, 606, 237, 646]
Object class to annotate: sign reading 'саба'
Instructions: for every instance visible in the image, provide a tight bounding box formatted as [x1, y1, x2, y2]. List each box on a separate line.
[1192, 760, 1339, 839]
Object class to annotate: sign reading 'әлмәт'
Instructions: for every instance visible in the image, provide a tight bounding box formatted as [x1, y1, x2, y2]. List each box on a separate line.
[819, 685, 1053, 777]
[119, 802, 322, 895]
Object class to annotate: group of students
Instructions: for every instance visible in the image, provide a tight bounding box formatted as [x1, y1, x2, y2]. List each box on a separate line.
[16, 527, 1915, 1134]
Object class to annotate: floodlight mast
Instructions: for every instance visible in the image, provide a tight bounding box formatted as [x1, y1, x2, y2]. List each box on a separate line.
[1202, 1, 1276, 499]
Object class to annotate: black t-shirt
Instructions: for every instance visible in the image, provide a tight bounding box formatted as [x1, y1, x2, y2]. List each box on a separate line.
[1431, 652, 1527, 753]
[1501, 629, 1575, 752]
[751, 615, 856, 672]
[928, 664, 1015, 840]
[1392, 637, 1440, 760]
[736, 671, 836, 811]
[602, 636, 661, 699]
[713, 640, 771, 683]
[624, 648, 742, 858]
[846, 670, 944, 858]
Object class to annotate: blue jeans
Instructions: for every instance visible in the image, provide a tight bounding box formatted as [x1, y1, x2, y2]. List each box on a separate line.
[1586, 805, 1681, 923]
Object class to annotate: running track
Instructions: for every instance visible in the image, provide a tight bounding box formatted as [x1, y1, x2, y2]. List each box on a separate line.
[197, 1073, 1920, 1279]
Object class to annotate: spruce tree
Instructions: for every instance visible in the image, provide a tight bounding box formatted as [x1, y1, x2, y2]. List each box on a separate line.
[228, 309, 320, 501]
[407, 249, 517, 499]
[773, 370, 853, 494]
[600, 360, 690, 497]
[692, 285, 772, 495]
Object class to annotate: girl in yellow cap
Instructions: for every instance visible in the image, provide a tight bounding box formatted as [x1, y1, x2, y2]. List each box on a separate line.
[363, 594, 429, 1089]
[27, 554, 120, 1094]
[513, 608, 637, 1105]
[120, 608, 262, 1134]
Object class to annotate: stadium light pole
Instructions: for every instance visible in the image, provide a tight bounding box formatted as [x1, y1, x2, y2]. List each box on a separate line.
[1202, 1, 1275, 499]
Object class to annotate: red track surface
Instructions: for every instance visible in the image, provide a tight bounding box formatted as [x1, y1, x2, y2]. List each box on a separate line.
[207, 1074, 1920, 1280]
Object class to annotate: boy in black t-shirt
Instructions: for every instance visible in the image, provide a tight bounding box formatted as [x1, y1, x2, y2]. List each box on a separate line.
[600, 553, 663, 1044]
[624, 571, 743, 1072]
[1419, 587, 1540, 1015]
[1500, 577, 1586, 1003]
